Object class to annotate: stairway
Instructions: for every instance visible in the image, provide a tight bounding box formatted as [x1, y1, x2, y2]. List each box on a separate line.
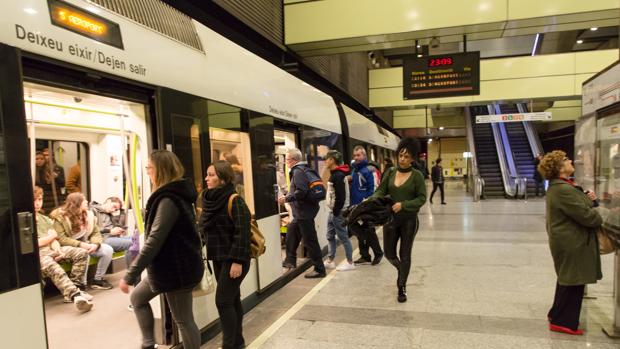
[499, 105, 537, 196]
[470, 106, 505, 198]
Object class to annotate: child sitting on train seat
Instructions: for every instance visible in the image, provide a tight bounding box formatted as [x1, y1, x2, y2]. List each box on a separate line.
[90, 197, 133, 268]
[34, 186, 94, 313]
[52, 192, 115, 290]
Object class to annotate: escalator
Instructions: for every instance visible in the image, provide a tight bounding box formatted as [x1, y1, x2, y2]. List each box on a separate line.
[470, 105, 506, 197]
[499, 104, 537, 196]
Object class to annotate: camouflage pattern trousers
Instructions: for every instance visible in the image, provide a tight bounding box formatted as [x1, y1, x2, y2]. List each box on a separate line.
[40, 246, 89, 300]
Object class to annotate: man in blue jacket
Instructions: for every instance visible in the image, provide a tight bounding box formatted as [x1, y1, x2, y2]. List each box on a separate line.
[350, 145, 383, 265]
[279, 148, 326, 278]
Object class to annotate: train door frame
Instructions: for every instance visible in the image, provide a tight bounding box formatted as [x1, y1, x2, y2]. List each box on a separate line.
[13, 48, 163, 345]
[0, 43, 48, 349]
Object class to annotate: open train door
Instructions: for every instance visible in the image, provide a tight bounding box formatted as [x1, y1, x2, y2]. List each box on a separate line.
[0, 44, 47, 347]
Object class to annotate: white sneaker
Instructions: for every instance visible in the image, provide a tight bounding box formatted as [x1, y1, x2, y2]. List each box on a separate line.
[79, 291, 94, 301]
[74, 295, 93, 313]
[337, 262, 355, 271]
[324, 260, 336, 269]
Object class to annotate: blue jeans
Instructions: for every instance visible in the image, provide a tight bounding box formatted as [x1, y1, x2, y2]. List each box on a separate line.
[90, 243, 113, 280]
[104, 236, 133, 267]
[327, 212, 353, 262]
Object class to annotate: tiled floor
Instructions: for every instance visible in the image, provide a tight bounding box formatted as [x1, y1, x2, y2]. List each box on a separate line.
[206, 181, 620, 349]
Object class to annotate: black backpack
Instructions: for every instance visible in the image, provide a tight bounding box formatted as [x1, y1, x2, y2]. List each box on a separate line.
[298, 166, 326, 203]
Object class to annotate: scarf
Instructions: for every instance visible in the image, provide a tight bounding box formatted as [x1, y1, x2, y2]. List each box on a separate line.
[202, 183, 236, 229]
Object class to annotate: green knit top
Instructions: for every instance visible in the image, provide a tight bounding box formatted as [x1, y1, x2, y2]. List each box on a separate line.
[371, 167, 427, 217]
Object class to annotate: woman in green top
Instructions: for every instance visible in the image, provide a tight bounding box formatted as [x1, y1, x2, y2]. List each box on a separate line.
[372, 137, 427, 302]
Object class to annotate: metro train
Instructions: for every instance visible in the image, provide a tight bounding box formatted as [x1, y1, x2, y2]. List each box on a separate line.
[0, 0, 400, 347]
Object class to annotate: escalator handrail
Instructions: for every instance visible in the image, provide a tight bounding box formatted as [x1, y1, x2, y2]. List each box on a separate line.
[490, 104, 517, 197]
[516, 103, 544, 157]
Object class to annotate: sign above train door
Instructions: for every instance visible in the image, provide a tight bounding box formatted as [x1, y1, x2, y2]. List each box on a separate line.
[476, 112, 552, 124]
[403, 52, 480, 100]
[47, 0, 123, 49]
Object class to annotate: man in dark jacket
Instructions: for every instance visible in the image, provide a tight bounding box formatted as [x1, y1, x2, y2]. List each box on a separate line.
[430, 158, 446, 205]
[350, 145, 383, 265]
[91, 197, 133, 267]
[278, 148, 326, 278]
[324, 150, 354, 271]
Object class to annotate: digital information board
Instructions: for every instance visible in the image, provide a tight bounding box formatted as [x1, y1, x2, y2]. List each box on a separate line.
[403, 52, 480, 100]
[48, 0, 124, 49]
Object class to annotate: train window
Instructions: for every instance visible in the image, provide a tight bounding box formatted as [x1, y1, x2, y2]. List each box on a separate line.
[0, 105, 18, 292]
[171, 115, 204, 194]
[248, 114, 277, 220]
[32, 140, 89, 213]
[207, 101, 254, 212]
[301, 126, 342, 182]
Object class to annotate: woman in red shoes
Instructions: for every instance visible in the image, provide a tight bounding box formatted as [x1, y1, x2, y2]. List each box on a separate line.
[538, 151, 603, 335]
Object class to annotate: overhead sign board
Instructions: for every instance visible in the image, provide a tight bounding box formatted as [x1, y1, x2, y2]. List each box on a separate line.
[476, 112, 552, 124]
[48, 0, 124, 49]
[403, 52, 480, 100]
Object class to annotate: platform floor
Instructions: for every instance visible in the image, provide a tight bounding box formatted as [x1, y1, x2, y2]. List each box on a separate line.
[204, 181, 620, 349]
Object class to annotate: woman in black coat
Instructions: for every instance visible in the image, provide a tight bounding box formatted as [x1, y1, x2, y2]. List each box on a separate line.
[200, 160, 252, 349]
[120, 150, 203, 349]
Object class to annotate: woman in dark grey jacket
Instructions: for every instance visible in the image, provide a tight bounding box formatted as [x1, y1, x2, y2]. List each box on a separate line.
[200, 160, 252, 349]
[120, 150, 203, 349]
[539, 150, 602, 335]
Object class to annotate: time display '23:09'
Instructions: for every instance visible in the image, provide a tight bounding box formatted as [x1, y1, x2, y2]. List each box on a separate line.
[428, 57, 453, 67]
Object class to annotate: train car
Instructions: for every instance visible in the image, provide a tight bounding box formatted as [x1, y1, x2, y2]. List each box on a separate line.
[0, 0, 399, 348]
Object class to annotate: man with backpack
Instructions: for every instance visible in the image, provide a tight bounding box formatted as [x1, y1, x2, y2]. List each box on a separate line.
[350, 145, 384, 265]
[278, 148, 326, 278]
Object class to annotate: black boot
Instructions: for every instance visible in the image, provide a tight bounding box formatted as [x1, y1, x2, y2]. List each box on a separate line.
[398, 286, 407, 303]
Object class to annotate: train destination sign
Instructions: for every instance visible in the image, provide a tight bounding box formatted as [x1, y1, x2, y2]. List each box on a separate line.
[476, 112, 552, 124]
[403, 52, 480, 100]
[48, 0, 124, 49]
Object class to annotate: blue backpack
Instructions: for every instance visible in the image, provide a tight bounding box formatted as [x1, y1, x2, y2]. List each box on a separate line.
[299, 166, 326, 203]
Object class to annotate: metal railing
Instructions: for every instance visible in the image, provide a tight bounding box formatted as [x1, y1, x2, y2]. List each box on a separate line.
[514, 176, 529, 201]
[517, 103, 544, 157]
[464, 107, 484, 200]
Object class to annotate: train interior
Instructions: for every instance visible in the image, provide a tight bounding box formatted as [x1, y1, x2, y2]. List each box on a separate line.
[25, 81, 152, 348]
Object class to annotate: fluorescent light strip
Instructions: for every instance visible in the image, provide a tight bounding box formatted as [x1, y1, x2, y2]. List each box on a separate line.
[531, 33, 540, 56]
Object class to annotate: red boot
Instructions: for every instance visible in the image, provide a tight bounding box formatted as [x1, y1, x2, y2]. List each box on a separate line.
[549, 324, 584, 335]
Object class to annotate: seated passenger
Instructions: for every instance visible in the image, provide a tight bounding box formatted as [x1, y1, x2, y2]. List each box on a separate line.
[52, 192, 114, 290]
[34, 186, 93, 312]
[91, 197, 133, 268]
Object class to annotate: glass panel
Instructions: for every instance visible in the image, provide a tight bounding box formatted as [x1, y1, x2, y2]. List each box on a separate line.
[301, 126, 342, 182]
[0, 109, 17, 291]
[596, 113, 620, 234]
[274, 129, 297, 242]
[249, 114, 277, 219]
[207, 101, 254, 212]
[171, 114, 203, 194]
[574, 116, 597, 191]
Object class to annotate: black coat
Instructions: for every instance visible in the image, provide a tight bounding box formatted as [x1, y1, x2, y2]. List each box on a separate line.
[126, 179, 203, 293]
[431, 165, 443, 183]
[343, 196, 394, 238]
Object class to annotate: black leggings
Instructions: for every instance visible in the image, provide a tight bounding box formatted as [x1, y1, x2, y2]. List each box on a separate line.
[383, 217, 419, 287]
[430, 182, 445, 203]
[214, 260, 250, 349]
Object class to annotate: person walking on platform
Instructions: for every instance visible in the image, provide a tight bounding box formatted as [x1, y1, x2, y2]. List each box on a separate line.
[120, 150, 203, 349]
[350, 145, 383, 265]
[534, 153, 546, 196]
[539, 150, 602, 335]
[323, 150, 355, 271]
[430, 158, 446, 205]
[372, 138, 426, 303]
[279, 148, 326, 278]
[200, 160, 252, 349]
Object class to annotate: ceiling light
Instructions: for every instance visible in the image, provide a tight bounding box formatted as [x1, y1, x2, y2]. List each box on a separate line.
[427, 139, 432, 143]
[576, 39, 584, 44]
[417, 54, 423, 58]
[23, 8, 37, 14]
[590, 27, 598, 31]
[416, 44, 421, 48]
[439, 126, 445, 130]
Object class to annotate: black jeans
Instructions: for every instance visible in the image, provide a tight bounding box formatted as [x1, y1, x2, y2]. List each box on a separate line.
[548, 282, 585, 330]
[357, 225, 383, 260]
[284, 218, 325, 273]
[383, 217, 419, 287]
[214, 260, 250, 349]
[430, 182, 445, 203]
